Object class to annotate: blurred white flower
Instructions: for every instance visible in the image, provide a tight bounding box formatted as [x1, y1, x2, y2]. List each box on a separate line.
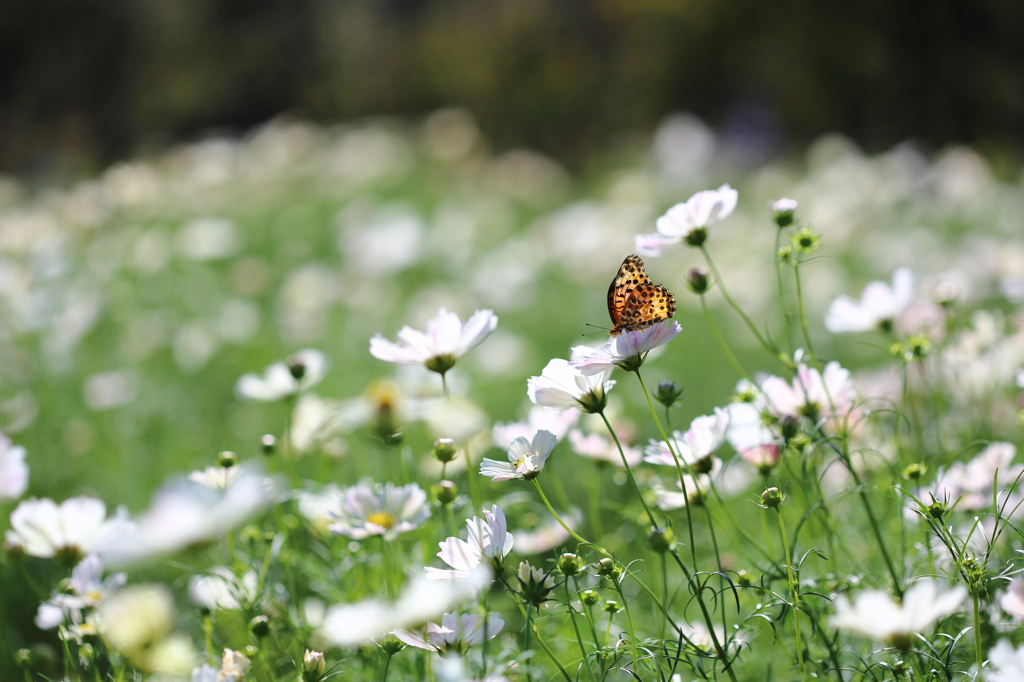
[82, 371, 139, 411]
[96, 464, 277, 567]
[321, 569, 490, 647]
[493, 406, 579, 449]
[725, 401, 778, 455]
[235, 349, 329, 401]
[370, 308, 498, 378]
[644, 409, 729, 472]
[480, 429, 557, 482]
[296, 484, 345, 536]
[825, 268, 914, 333]
[177, 217, 241, 261]
[571, 320, 682, 376]
[568, 430, 642, 468]
[328, 481, 430, 541]
[740, 444, 781, 474]
[997, 576, 1024, 618]
[395, 612, 504, 654]
[986, 639, 1024, 682]
[188, 466, 240, 491]
[99, 584, 196, 675]
[635, 184, 738, 256]
[527, 357, 615, 412]
[922, 442, 1024, 512]
[829, 579, 966, 648]
[218, 649, 251, 682]
[426, 505, 514, 580]
[651, 472, 712, 510]
[435, 655, 512, 682]
[513, 508, 581, 554]
[0, 432, 28, 501]
[5, 496, 132, 564]
[189, 566, 259, 611]
[35, 554, 126, 630]
[771, 197, 798, 214]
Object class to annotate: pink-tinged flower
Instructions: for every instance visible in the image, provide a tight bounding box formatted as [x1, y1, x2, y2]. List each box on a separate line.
[571, 320, 682, 376]
[651, 469, 715, 510]
[35, 554, 127, 630]
[394, 612, 504, 655]
[234, 349, 328, 401]
[825, 268, 915, 333]
[829, 579, 966, 648]
[635, 184, 738, 256]
[370, 308, 498, 376]
[568, 430, 642, 468]
[0, 433, 28, 502]
[527, 358, 615, 413]
[997, 576, 1024, 618]
[426, 505, 514, 580]
[480, 430, 558, 482]
[188, 566, 259, 611]
[493, 406, 580, 449]
[740, 444, 781, 474]
[328, 482, 430, 541]
[5, 497, 133, 564]
[760, 361, 856, 421]
[922, 442, 1024, 512]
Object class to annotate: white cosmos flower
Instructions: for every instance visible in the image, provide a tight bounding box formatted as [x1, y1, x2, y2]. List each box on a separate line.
[235, 348, 328, 401]
[921, 442, 1024, 512]
[426, 505, 514, 580]
[188, 465, 240, 490]
[760, 361, 856, 421]
[651, 472, 713, 510]
[493, 406, 580, 449]
[829, 579, 966, 648]
[35, 554, 127, 630]
[568, 430, 642, 468]
[635, 184, 738, 256]
[394, 612, 504, 654]
[825, 268, 914, 334]
[527, 358, 615, 412]
[479, 429, 558, 482]
[328, 481, 430, 540]
[370, 308, 498, 375]
[725, 401, 778, 454]
[5, 496, 133, 564]
[986, 640, 1024, 682]
[0, 433, 28, 501]
[321, 569, 490, 647]
[571, 320, 683, 376]
[644, 408, 729, 472]
[99, 584, 197, 675]
[188, 566, 259, 611]
[296, 484, 345, 536]
[95, 464, 277, 567]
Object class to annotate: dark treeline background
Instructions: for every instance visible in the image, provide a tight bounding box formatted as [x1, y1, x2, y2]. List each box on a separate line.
[3, 0, 1024, 177]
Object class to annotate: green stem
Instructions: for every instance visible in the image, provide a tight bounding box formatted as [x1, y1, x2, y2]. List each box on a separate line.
[700, 294, 752, 381]
[614, 579, 641, 672]
[701, 244, 786, 365]
[775, 507, 807, 682]
[792, 263, 818, 366]
[532, 480, 594, 548]
[774, 227, 795, 356]
[599, 411, 658, 529]
[564, 581, 597, 682]
[380, 652, 393, 682]
[973, 591, 983, 675]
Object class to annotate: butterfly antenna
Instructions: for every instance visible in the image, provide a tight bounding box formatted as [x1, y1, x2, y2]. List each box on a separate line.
[582, 323, 610, 337]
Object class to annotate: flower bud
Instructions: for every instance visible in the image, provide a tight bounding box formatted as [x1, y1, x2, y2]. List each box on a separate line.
[13, 649, 31, 669]
[791, 227, 820, 254]
[602, 600, 622, 614]
[433, 480, 458, 506]
[771, 198, 798, 228]
[425, 354, 457, 377]
[902, 463, 926, 481]
[432, 438, 458, 463]
[736, 569, 753, 587]
[654, 380, 685, 408]
[687, 267, 709, 294]
[217, 450, 238, 468]
[647, 527, 675, 553]
[907, 335, 930, 360]
[244, 645, 258, 658]
[379, 637, 405, 655]
[249, 615, 271, 638]
[576, 387, 610, 415]
[260, 434, 276, 455]
[557, 553, 585, 576]
[927, 500, 947, 520]
[760, 487, 783, 509]
[580, 589, 600, 606]
[302, 649, 327, 681]
[780, 414, 800, 441]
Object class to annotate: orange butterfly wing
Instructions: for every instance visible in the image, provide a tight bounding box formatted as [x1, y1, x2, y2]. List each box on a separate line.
[606, 254, 676, 336]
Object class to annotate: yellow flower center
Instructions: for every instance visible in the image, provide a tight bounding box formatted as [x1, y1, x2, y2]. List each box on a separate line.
[367, 511, 398, 529]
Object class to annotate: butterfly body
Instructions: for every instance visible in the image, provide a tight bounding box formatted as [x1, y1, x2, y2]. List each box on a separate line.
[606, 254, 676, 336]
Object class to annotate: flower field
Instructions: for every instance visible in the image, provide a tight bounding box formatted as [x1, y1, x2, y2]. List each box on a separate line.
[2, 110, 1024, 681]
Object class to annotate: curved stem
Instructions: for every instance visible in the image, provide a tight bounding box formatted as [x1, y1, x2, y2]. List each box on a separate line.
[775, 507, 807, 682]
[532, 479, 594, 548]
[599, 411, 659, 529]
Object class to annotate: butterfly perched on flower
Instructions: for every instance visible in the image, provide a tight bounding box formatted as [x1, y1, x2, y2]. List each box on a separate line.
[606, 254, 677, 336]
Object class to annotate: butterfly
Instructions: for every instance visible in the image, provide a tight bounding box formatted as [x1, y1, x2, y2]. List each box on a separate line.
[606, 254, 677, 336]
